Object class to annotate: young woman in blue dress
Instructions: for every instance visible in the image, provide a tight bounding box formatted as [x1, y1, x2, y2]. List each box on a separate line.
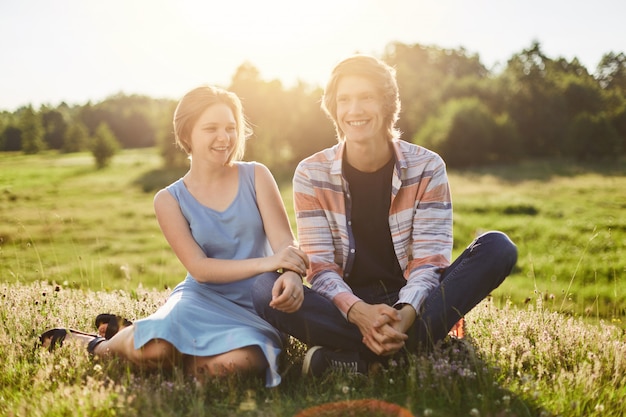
[40, 85, 308, 387]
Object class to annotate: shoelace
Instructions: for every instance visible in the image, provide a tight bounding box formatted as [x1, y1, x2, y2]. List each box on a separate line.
[330, 359, 359, 373]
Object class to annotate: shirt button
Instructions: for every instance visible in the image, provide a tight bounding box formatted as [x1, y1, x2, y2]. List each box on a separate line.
[350, 248, 355, 253]
[348, 221, 352, 226]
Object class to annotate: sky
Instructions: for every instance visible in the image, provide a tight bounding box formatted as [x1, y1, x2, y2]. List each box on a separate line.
[1, 0, 625, 111]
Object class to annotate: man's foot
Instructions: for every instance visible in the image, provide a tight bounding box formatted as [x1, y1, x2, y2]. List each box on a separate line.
[302, 346, 367, 377]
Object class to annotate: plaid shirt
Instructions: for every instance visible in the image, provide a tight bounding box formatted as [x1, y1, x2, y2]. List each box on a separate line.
[293, 139, 453, 318]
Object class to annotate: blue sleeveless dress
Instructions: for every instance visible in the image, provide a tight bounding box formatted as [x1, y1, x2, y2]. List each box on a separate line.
[133, 162, 283, 387]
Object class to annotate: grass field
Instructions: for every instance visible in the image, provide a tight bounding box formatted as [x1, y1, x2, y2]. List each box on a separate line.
[1, 149, 624, 323]
[1, 149, 625, 416]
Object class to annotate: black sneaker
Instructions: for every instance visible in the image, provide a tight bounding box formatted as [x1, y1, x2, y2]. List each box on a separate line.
[302, 346, 367, 377]
[95, 314, 133, 339]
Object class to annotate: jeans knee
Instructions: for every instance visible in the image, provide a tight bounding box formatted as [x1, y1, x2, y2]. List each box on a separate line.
[478, 231, 518, 272]
[251, 272, 278, 314]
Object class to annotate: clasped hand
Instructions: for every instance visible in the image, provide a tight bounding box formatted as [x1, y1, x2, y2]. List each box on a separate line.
[347, 301, 413, 356]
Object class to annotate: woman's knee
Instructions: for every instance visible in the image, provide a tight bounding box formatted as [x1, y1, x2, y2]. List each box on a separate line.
[129, 339, 178, 365]
[187, 346, 266, 378]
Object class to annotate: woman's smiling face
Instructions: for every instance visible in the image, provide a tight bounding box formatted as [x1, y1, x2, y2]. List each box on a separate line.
[189, 102, 237, 165]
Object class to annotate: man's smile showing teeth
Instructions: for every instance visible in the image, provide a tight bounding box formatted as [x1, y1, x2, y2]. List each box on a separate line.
[348, 120, 367, 126]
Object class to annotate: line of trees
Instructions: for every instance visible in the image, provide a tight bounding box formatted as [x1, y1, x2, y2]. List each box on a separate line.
[1, 41, 624, 175]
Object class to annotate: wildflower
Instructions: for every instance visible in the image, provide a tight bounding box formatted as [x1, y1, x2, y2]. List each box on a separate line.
[341, 385, 350, 395]
[457, 367, 476, 378]
[423, 409, 433, 416]
[469, 408, 480, 416]
[238, 389, 257, 411]
[161, 381, 174, 391]
[238, 398, 257, 411]
[93, 364, 103, 373]
[120, 264, 131, 280]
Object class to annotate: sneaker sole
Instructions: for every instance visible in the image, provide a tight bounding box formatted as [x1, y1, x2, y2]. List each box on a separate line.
[302, 346, 324, 376]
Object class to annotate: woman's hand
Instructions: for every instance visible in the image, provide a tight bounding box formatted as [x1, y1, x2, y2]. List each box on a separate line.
[267, 245, 309, 277]
[268, 270, 304, 313]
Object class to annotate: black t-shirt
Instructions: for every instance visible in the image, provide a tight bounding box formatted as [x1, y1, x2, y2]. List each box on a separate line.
[343, 156, 405, 304]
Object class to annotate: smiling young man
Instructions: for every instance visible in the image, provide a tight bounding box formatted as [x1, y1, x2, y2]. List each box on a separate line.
[253, 54, 518, 376]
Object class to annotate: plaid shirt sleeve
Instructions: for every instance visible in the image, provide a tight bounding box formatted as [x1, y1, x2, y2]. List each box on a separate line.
[394, 149, 453, 313]
[293, 150, 361, 318]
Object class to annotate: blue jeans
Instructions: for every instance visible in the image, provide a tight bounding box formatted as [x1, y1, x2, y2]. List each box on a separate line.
[252, 231, 517, 360]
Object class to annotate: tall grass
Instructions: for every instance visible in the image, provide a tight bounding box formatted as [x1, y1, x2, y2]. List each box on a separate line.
[1, 281, 624, 416]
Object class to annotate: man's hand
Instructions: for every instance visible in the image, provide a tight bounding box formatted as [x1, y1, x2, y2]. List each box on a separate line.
[268, 270, 303, 313]
[347, 301, 408, 356]
[376, 304, 417, 335]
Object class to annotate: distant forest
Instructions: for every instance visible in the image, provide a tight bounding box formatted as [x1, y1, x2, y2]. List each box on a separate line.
[2, 41, 625, 178]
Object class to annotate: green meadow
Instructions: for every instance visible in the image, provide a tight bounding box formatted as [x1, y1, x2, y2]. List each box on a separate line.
[1, 149, 625, 416]
[2, 149, 624, 323]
